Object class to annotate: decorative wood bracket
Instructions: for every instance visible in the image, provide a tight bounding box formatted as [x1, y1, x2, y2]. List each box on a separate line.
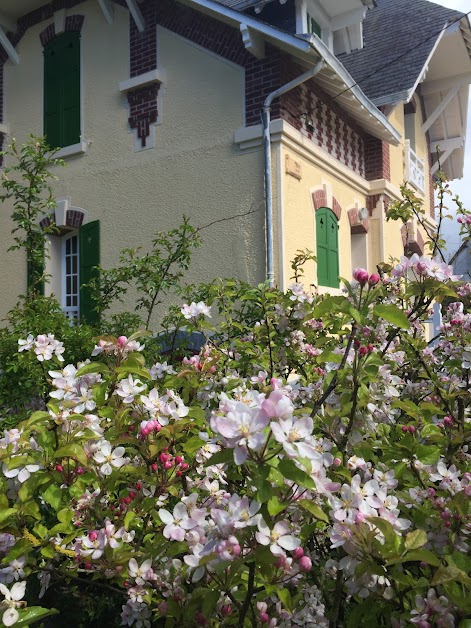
[240, 24, 265, 59]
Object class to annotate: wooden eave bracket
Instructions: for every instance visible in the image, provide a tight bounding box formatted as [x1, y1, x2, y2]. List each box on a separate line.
[97, 0, 114, 24]
[125, 0, 145, 33]
[240, 24, 265, 59]
[0, 26, 19, 64]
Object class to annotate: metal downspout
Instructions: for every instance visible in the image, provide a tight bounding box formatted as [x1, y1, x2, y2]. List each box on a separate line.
[262, 59, 325, 287]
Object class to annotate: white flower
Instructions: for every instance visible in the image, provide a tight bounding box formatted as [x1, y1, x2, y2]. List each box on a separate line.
[115, 375, 147, 404]
[2, 463, 42, 484]
[93, 441, 127, 476]
[255, 519, 300, 557]
[17, 335, 34, 352]
[181, 301, 212, 319]
[128, 558, 153, 586]
[0, 581, 26, 626]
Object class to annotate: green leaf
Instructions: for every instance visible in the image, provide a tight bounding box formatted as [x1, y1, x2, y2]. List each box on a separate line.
[204, 449, 233, 467]
[374, 304, 410, 329]
[267, 496, 287, 517]
[367, 517, 398, 546]
[201, 589, 220, 617]
[124, 510, 136, 531]
[182, 436, 205, 455]
[432, 565, 471, 586]
[415, 444, 440, 465]
[277, 588, 293, 613]
[41, 483, 63, 511]
[405, 529, 427, 551]
[53, 443, 88, 466]
[0, 508, 17, 526]
[75, 362, 110, 377]
[298, 499, 329, 523]
[278, 459, 316, 491]
[15, 606, 59, 627]
[188, 407, 206, 422]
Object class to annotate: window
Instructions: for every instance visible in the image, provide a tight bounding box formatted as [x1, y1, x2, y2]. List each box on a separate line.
[43, 32, 81, 149]
[307, 13, 322, 37]
[316, 208, 339, 288]
[62, 233, 80, 320]
[43, 220, 100, 324]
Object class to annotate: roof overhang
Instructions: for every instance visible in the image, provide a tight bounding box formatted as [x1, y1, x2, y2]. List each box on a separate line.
[419, 16, 471, 181]
[181, 0, 400, 144]
[371, 15, 471, 182]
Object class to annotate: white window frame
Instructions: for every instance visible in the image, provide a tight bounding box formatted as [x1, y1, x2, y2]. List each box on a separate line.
[62, 232, 80, 321]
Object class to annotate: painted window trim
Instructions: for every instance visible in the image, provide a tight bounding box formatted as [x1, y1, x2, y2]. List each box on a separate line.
[119, 69, 166, 93]
[51, 141, 88, 159]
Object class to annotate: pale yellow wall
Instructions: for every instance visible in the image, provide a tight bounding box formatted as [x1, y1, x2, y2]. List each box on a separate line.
[388, 100, 432, 216]
[279, 145, 369, 291]
[0, 2, 265, 326]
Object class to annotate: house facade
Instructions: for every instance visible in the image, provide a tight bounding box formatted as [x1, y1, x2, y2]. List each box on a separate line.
[0, 0, 469, 325]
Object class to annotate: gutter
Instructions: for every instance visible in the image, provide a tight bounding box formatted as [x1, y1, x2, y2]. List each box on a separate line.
[262, 60, 325, 287]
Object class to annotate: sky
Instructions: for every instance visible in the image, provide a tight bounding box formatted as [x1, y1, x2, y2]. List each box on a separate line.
[432, 0, 470, 259]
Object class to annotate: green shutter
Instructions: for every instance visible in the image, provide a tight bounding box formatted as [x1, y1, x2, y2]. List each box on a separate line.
[79, 220, 100, 325]
[316, 208, 339, 288]
[307, 13, 322, 37]
[316, 209, 329, 287]
[327, 213, 339, 288]
[43, 40, 62, 149]
[44, 32, 81, 150]
[26, 234, 45, 297]
[61, 33, 81, 147]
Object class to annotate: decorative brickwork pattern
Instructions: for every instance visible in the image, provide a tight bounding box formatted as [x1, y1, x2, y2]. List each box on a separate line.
[348, 208, 369, 234]
[280, 58, 365, 178]
[126, 1, 159, 146]
[127, 84, 159, 147]
[312, 189, 328, 210]
[401, 222, 424, 256]
[39, 14, 84, 46]
[331, 197, 343, 221]
[366, 193, 391, 216]
[364, 136, 390, 181]
[66, 209, 85, 228]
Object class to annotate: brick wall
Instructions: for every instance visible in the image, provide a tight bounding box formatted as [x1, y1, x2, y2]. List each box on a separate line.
[279, 57, 366, 177]
[364, 136, 390, 181]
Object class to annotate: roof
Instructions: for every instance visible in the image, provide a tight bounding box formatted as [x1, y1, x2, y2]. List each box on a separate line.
[339, 0, 465, 104]
[183, 0, 400, 144]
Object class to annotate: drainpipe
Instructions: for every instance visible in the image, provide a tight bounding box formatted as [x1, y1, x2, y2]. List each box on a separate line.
[262, 59, 325, 287]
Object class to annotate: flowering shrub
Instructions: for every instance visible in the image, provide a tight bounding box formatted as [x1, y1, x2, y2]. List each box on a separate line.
[0, 257, 470, 627]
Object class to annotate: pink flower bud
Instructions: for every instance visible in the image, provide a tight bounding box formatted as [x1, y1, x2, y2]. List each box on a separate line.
[358, 346, 368, 356]
[196, 613, 207, 626]
[88, 531, 98, 541]
[117, 336, 128, 348]
[355, 512, 366, 524]
[232, 544, 241, 556]
[368, 273, 380, 286]
[158, 601, 168, 615]
[401, 425, 409, 433]
[292, 547, 304, 560]
[221, 605, 232, 617]
[260, 613, 270, 624]
[159, 453, 169, 463]
[444, 416, 453, 426]
[175, 456, 184, 465]
[55, 464, 64, 472]
[408, 425, 416, 434]
[298, 556, 312, 572]
[180, 462, 189, 470]
[164, 461, 173, 470]
[333, 457, 342, 467]
[427, 488, 436, 498]
[76, 466, 85, 475]
[353, 268, 369, 285]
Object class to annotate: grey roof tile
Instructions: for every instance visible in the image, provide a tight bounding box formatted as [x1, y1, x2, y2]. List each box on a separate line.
[338, 0, 465, 103]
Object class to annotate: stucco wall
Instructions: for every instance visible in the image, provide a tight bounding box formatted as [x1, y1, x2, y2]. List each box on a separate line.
[279, 143, 369, 291]
[0, 3, 265, 326]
